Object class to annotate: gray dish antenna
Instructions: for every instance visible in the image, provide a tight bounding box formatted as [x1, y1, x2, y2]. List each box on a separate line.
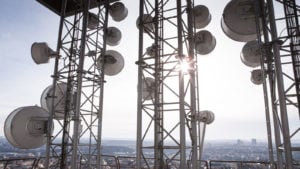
[241, 40, 261, 68]
[221, 0, 259, 42]
[109, 2, 128, 22]
[107, 27, 122, 46]
[195, 30, 216, 55]
[4, 106, 52, 149]
[251, 69, 265, 85]
[196, 110, 215, 124]
[136, 14, 154, 33]
[31, 42, 55, 64]
[99, 50, 125, 76]
[192, 5, 211, 29]
[87, 12, 99, 30]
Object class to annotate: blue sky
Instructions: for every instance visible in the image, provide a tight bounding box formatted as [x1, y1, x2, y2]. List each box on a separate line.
[0, 0, 281, 141]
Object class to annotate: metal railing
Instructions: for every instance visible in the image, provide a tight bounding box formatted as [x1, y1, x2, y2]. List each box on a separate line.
[0, 156, 276, 169]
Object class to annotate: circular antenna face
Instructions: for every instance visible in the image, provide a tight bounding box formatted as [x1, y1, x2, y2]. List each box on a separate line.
[87, 12, 99, 30]
[195, 30, 216, 55]
[221, 0, 259, 42]
[136, 14, 154, 33]
[241, 40, 261, 67]
[146, 44, 157, 57]
[142, 77, 155, 100]
[198, 110, 215, 124]
[4, 106, 49, 149]
[107, 27, 122, 46]
[102, 50, 124, 76]
[31, 42, 52, 64]
[193, 5, 211, 29]
[251, 69, 264, 85]
[109, 2, 128, 22]
[41, 83, 69, 120]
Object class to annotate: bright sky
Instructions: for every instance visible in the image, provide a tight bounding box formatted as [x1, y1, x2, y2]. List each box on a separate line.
[0, 0, 281, 141]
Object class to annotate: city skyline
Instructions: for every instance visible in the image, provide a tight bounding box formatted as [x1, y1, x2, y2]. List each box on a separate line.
[0, 0, 282, 141]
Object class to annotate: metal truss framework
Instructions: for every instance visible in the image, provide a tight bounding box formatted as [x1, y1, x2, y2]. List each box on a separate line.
[257, 0, 300, 168]
[136, 0, 202, 169]
[44, 0, 111, 168]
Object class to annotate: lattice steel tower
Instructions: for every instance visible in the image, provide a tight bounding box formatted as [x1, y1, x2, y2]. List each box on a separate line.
[222, 0, 300, 168]
[258, 0, 300, 168]
[136, 0, 215, 168]
[32, 0, 126, 168]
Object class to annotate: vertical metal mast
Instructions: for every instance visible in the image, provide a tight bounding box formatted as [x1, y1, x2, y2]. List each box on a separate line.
[40, 0, 111, 168]
[136, 0, 199, 168]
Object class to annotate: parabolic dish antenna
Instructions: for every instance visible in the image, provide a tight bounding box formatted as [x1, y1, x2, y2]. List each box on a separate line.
[251, 69, 264, 85]
[241, 40, 261, 68]
[106, 27, 122, 46]
[197, 110, 215, 124]
[192, 5, 211, 29]
[101, 50, 125, 76]
[194, 30, 216, 55]
[142, 77, 155, 100]
[87, 12, 99, 30]
[109, 2, 128, 22]
[31, 42, 54, 64]
[41, 82, 70, 120]
[221, 0, 259, 42]
[4, 106, 50, 149]
[136, 14, 154, 33]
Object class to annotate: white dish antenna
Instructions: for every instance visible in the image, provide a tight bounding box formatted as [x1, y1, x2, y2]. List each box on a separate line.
[100, 50, 125, 76]
[192, 5, 211, 29]
[106, 27, 122, 46]
[142, 77, 155, 100]
[40, 82, 71, 120]
[109, 2, 128, 22]
[194, 30, 216, 55]
[31, 42, 55, 64]
[241, 40, 261, 68]
[136, 14, 154, 33]
[251, 69, 265, 85]
[4, 106, 51, 149]
[221, 0, 259, 42]
[196, 110, 215, 124]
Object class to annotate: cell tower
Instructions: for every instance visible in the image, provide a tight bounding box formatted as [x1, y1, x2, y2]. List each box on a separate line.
[221, 0, 300, 168]
[136, 0, 215, 168]
[4, 0, 127, 168]
[260, 0, 300, 168]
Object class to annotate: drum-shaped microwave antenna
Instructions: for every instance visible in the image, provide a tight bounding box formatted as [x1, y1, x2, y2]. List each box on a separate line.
[100, 50, 125, 76]
[106, 27, 122, 46]
[87, 12, 99, 30]
[251, 69, 265, 85]
[31, 42, 54, 64]
[194, 30, 216, 55]
[241, 40, 261, 68]
[41, 82, 70, 120]
[197, 110, 215, 124]
[142, 77, 155, 100]
[109, 2, 128, 22]
[136, 14, 154, 33]
[192, 5, 211, 29]
[4, 106, 50, 149]
[221, 0, 258, 42]
[146, 44, 157, 57]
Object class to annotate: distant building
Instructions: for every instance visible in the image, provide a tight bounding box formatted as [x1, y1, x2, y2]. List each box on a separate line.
[251, 138, 257, 145]
[237, 139, 243, 145]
